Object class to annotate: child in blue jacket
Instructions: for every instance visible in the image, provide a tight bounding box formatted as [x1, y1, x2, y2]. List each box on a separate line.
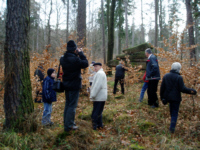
[42, 68, 57, 126]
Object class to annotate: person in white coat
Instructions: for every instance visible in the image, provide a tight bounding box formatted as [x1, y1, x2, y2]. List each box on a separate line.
[90, 63, 107, 130]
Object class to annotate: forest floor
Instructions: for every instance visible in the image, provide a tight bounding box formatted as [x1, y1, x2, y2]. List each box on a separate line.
[0, 75, 200, 150]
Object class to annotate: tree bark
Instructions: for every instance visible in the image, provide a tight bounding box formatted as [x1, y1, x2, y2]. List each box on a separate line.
[66, 0, 69, 43]
[47, 0, 53, 46]
[159, 0, 163, 41]
[118, 0, 123, 54]
[101, 0, 106, 64]
[132, 22, 135, 47]
[107, 0, 116, 62]
[77, 0, 86, 47]
[141, 0, 145, 43]
[125, 0, 128, 49]
[4, 0, 34, 130]
[154, 0, 158, 50]
[185, 0, 196, 61]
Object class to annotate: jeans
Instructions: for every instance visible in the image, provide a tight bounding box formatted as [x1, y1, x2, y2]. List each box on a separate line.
[147, 80, 159, 107]
[42, 102, 52, 125]
[169, 101, 180, 133]
[64, 90, 80, 131]
[91, 101, 105, 130]
[139, 82, 148, 101]
[113, 78, 124, 94]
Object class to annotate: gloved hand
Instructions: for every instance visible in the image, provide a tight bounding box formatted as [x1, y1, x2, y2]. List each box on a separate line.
[191, 89, 197, 95]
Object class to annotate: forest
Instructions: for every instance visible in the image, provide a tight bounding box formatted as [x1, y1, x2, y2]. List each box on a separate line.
[0, 0, 200, 149]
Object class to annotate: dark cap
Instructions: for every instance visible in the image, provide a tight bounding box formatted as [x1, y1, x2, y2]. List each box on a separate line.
[93, 62, 102, 66]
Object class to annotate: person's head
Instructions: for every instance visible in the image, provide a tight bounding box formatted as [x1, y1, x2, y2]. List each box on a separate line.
[145, 48, 152, 58]
[67, 40, 77, 53]
[171, 62, 182, 73]
[92, 61, 95, 65]
[47, 68, 56, 78]
[93, 63, 102, 72]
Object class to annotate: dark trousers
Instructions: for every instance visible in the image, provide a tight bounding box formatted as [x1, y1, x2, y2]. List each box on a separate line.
[64, 90, 80, 131]
[147, 80, 159, 107]
[169, 101, 180, 133]
[113, 78, 124, 94]
[91, 101, 105, 130]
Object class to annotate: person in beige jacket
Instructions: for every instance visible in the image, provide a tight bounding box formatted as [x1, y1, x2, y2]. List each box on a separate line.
[90, 63, 107, 130]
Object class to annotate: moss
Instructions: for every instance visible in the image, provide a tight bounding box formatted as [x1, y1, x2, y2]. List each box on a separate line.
[114, 94, 124, 99]
[107, 81, 115, 87]
[123, 43, 152, 54]
[115, 114, 132, 123]
[137, 121, 156, 131]
[107, 59, 119, 67]
[129, 144, 145, 150]
[78, 107, 93, 121]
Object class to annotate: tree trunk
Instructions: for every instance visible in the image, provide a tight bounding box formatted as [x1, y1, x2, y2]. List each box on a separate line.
[154, 0, 158, 50]
[132, 22, 135, 47]
[77, 0, 86, 47]
[47, 0, 53, 46]
[66, 0, 69, 43]
[118, 0, 123, 54]
[194, 0, 199, 61]
[185, 0, 196, 61]
[101, 0, 106, 64]
[125, 0, 128, 49]
[107, 0, 110, 32]
[4, 0, 34, 130]
[159, 0, 163, 41]
[141, 0, 145, 43]
[107, 0, 116, 62]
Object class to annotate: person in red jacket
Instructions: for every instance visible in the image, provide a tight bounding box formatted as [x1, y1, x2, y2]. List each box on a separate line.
[139, 71, 149, 102]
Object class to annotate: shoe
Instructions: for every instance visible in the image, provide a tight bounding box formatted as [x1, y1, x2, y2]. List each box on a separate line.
[72, 126, 79, 130]
[139, 99, 143, 102]
[151, 105, 156, 108]
[64, 126, 79, 132]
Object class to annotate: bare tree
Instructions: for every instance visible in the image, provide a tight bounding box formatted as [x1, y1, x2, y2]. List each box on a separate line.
[185, 0, 196, 61]
[47, 0, 53, 46]
[66, 0, 69, 43]
[125, 0, 128, 48]
[154, 0, 158, 49]
[101, 0, 106, 64]
[77, 0, 86, 47]
[107, 0, 116, 63]
[141, 0, 145, 43]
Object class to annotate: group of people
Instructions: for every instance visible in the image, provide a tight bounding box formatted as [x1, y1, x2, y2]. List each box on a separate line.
[38, 40, 197, 134]
[113, 48, 197, 133]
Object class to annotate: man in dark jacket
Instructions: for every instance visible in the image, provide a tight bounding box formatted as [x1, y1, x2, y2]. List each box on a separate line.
[113, 62, 127, 95]
[60, 40, 88, 132]
[160, 62, 197, 133]
[145, 48, 160, 108]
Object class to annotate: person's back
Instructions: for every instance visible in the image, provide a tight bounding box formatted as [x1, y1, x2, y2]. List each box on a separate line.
[160, 62, 196, 133]
[115, 64, 125, 79]
[60, 51, 88, 90]
[160, 70, 195, 102]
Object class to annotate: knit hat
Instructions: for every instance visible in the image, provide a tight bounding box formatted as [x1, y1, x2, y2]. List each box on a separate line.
[47, 68, 55, 77]
[67, 40, 77, 52]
